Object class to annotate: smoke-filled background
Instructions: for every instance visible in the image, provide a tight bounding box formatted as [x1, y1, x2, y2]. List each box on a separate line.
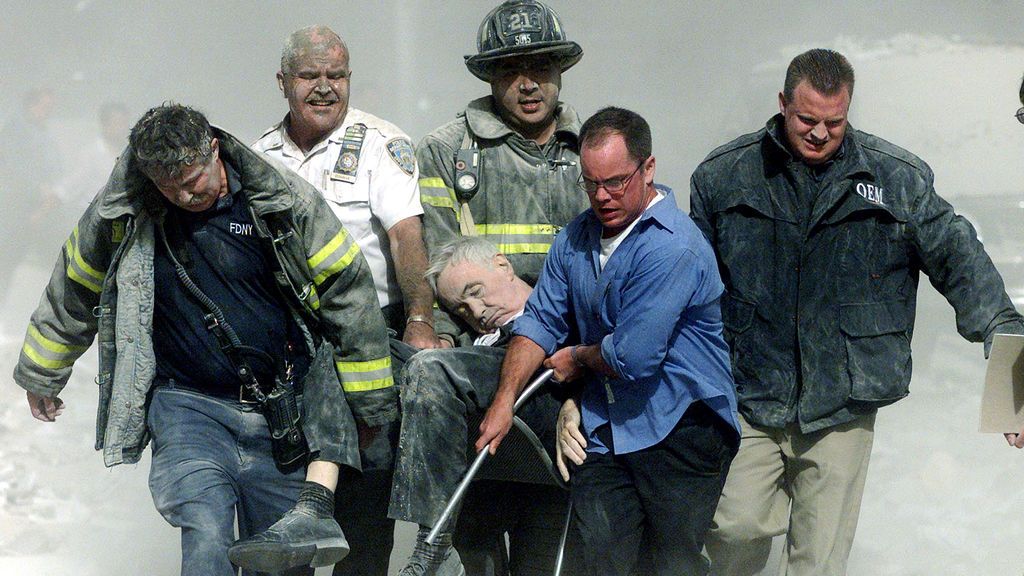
[1, 1, 1023, 574]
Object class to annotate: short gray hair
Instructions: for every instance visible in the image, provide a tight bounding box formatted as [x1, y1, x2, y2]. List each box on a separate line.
[425, 236, 500, 295]
[129, 102, 213, 181]
[280, 25, 348, 74]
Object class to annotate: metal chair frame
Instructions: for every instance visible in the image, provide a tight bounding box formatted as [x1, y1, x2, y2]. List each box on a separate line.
[427, 369, 573, 576]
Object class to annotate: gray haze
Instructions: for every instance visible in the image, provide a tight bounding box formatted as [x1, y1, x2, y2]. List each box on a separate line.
[1, 1, 1023, 574]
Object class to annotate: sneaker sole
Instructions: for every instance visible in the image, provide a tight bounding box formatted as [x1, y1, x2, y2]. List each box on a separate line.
[228, 537, 349, 572]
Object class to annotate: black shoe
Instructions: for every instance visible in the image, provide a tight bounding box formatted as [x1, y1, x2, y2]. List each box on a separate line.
[228, 508, 349, 572]
[397, 546, 465, 576]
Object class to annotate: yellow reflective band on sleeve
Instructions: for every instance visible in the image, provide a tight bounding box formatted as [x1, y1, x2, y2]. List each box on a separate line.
[340, 376, 395, 392]
[336, 356, 394, 392]
[307, 229, 361, 286]
[28, 325, 88, 354]
[66, 227, 104, 294]
[474, 223, 557, 255]
[23, 325, 87, 370]
[22, 344, 76, 370]
[419, 178, 457, 211]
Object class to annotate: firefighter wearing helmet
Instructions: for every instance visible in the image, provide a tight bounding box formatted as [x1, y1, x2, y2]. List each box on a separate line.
[394, 1, 589, 575]
[464, 0, 583, 82]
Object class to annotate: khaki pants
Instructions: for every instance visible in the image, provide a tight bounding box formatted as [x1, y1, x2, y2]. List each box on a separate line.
[706, 413, 875, 576]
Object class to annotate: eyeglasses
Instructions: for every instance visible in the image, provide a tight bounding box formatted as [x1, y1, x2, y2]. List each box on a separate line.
[578, 161, 645, 195]
[1016, 107, 1024, 125]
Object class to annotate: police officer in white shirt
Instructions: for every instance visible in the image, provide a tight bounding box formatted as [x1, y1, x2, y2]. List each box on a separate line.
[238, 25, 442, 576]
[254, 25, 441, 351]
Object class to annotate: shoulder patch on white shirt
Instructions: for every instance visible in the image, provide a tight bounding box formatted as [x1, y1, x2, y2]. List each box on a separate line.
[386, 137, 416, 176]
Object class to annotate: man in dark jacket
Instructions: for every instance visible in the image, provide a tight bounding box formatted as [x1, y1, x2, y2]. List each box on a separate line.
[689, 49, 1024, 576]
[15, 103, 393, 575]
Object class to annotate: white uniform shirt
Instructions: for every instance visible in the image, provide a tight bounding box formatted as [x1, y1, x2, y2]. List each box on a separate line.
[254, 108, 424, 309]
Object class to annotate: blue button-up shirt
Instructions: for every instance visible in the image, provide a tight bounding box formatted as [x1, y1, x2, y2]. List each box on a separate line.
[514, 186, 740, 455]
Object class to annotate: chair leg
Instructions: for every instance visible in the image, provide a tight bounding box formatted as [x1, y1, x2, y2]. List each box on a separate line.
[554, 497, 573, 576]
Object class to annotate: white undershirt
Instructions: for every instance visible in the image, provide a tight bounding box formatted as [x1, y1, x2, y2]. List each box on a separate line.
[599, 191, 665, 271]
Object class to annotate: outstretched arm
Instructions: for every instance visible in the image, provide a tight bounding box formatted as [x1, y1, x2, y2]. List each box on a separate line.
[476, 336, 546, 455]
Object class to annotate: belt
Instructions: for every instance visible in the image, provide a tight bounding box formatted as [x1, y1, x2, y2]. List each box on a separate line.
[152, 377, 274, 406]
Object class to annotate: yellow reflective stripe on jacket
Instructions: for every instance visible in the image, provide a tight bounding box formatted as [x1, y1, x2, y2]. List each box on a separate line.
[474, 223, 557, 255]
[336, 356, 394, 392]
[23, 325, 87, 370]
[66, 227, 105, 294]
[419, 177, 456, 211]
[308, 229, 361, 286]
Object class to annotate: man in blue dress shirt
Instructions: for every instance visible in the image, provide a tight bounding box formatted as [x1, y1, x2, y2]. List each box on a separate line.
[477, 106, 741, 576]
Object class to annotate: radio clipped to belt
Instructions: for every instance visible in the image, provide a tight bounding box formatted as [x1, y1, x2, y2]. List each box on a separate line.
[157, 219, 310, 472]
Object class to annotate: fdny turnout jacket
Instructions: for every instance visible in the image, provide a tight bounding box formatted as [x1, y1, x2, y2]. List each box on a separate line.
[14, 129, 395, 467]
[690, 115, 1024, 433]
[416, 97, 587, 286]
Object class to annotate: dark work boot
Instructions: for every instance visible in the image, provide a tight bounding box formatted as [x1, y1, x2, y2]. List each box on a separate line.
[397, 527, 465, 576]
[229, 482, 349, 572]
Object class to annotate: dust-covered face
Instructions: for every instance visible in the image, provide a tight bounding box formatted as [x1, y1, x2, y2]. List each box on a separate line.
[278, 42, 350, 145]
[437, 255, 521, 334]
[148, 140, 225, 212]
[489, 55, 561, 142]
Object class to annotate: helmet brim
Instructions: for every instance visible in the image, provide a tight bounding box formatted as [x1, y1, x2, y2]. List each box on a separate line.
[464, 41, 583, 82]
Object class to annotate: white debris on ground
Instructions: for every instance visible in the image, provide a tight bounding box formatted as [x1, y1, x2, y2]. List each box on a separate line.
[0, 264, 177, 576]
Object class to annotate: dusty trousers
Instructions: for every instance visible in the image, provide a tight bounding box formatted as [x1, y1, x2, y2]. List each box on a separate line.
[387, 345, 579, 575]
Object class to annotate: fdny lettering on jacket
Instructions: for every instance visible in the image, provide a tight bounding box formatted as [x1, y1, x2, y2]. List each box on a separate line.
[229, 222, 254, 236]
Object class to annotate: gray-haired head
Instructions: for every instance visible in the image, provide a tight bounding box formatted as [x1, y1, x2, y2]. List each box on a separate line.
[783, 48, 855, 102]
[129, 102, 214, 181]
[425, 236, 502, 295]
[281, 25, 348, 74]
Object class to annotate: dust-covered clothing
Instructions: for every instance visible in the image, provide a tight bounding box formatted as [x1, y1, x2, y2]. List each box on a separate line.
[254, 108, 423, 314]
[13, 127, 394, 466]
[691, 114, 1024, 576]
[387, 342, 578, 576]
[416, 96, 588, 340]
[690, 114, 1024, 433]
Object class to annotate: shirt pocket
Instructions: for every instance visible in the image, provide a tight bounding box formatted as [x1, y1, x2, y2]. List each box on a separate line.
[826, 193, 912, 296]
[721, 294, 758, 391]
[322, 175, 370, 208]
[712, 189, 792, 294]
[839, 300, 912, 406]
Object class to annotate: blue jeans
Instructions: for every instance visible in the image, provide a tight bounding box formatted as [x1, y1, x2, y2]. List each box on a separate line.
[147, 385, 312, 576]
